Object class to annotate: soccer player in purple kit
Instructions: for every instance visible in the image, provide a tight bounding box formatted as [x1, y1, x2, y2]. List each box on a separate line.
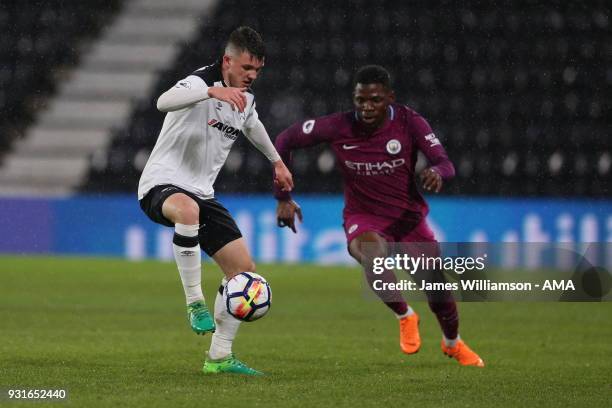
[273, 65, 484, 367]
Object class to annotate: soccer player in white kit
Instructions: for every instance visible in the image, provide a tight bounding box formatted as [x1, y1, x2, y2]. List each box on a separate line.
[138, 27, 293, 375]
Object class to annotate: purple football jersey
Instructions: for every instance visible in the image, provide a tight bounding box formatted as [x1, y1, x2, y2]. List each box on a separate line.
[274, 104, 455, 222]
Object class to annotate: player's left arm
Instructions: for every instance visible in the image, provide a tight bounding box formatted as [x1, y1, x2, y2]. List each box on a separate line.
[412, 115, 455, 193]
[273, 115, 335, 232]
[243, 107, 293, 192]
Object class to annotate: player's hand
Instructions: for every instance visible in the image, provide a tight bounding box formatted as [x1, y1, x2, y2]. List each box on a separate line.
[276, 200, 303, 233]
[420, 167, 443, 193]
[273, 160, 294, 192]
[207, 86, 247, 112]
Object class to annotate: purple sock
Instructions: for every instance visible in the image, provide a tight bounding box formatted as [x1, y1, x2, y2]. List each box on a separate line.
[364, 268, 408, 316]
[412, 266, 459, 339]
[428, 298, 459, 340]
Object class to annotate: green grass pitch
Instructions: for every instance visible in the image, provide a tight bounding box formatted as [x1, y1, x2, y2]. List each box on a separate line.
[1, 256, 611, 407]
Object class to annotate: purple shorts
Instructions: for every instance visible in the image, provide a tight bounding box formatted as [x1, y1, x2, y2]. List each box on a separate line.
[343, 213, 436, 244]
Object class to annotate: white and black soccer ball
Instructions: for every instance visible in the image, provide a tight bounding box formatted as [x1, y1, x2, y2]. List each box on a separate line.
[224, 272, 271, 322]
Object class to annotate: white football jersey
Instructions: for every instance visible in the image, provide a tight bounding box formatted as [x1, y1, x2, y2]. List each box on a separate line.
[138, 62, 258, 200]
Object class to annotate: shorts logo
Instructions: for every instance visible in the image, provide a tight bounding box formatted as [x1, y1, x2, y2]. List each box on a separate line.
[348, 224, 358, 234]
[386, 139, 401, 155]
[302, 119, 315, 134]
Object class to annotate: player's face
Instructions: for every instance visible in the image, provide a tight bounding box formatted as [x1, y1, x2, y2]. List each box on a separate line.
[353, 83, 395, 129]
[224, 51, 264, 88]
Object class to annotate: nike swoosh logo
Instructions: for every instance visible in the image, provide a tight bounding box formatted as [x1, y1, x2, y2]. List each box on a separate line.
[342, 144, 359, 150]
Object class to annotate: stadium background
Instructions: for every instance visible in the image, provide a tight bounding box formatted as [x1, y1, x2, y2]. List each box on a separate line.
[0, 0, 610, 264]
[0, 1, 611, 407]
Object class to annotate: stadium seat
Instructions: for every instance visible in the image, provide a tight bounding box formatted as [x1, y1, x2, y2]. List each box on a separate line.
[59, 0, 610, 196]
[0, 0, 122, 162]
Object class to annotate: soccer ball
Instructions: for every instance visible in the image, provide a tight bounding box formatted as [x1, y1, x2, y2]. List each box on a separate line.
[224, 272, 271, 322]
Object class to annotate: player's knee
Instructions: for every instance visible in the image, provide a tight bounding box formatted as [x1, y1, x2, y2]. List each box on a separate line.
[245, 260, 256, 273]
[350, 234, 385, 260]
[226, 260, 256, 277]
[175, 201, 200, 225]
[163, 194, 200, 225]
[350, 243, 386, 264]
[372, 244, 388, 260]
[363, 241, 388, 262]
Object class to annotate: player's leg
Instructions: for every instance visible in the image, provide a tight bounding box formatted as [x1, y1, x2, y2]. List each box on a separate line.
[209, 238, 253, 358]
[348, 231, 410, 316]
[404, 221, 484, 366]
[211, 237, 255, 278]
[162, 193, 206, 304]
[140, 186, 214, 335]
[407, 240, 460, 347]
[347, 229, 420, 354]
[202, 238, 261, 375]
[196, 199, 261, 375]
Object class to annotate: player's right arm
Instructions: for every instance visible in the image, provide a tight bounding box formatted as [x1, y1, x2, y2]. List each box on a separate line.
[274, 116, 335, 232]
[410, 113, 455, 193]
[156, 75, 248, 112]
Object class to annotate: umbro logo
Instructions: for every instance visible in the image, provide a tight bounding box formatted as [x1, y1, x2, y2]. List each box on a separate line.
[342, 144, 359, 150]
[180, 250, 197, 256]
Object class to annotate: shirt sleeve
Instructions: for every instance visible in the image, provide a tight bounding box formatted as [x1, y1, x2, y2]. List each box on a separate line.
[156, 75, 210, 112]
[243, 118, 281, 162]
[411, 114, 455, 179]
[244, 99, 259, 129]
[273, 116, 335, 200]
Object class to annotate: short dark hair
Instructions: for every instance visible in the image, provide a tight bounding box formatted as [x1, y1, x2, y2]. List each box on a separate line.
[353, 65, 392, 89]
[226, 26, 265, 60]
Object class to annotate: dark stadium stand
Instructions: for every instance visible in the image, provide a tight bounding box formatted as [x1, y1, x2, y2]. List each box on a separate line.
[0, 0, 122, 156]
[67, 1, 612, 196]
